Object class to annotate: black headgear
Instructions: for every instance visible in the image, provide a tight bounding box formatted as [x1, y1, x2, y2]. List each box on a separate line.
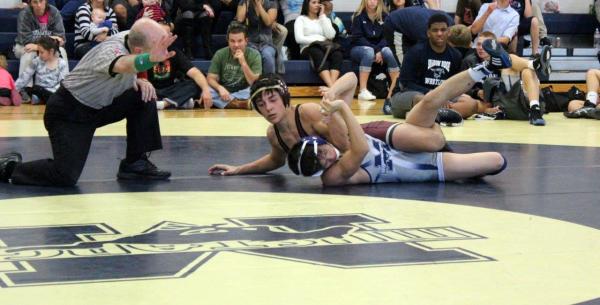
[250, 73, 290, 112]
[287, 136, 329, 177]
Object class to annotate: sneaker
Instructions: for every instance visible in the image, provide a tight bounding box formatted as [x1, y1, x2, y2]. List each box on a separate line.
[473, 113, 497, 120]
[20, 90, 31, 103]
[0, 152, 22, 183]
[482, 39, 512, 70]
[382, 98, 392, 115]
[540, 37, 552, 46]
[358, 89, 376, 101]
[533, 45, 552, 78]
[563, 107, 600, 119]
[164, 98, 178, 107]
[436, 108, 463, 127]
[181, 98, 195, 109]
[31, 95, 41, 105]
[156, 100, 166, 110]
[529, 105, 546, 126]
[117, 158, 171, 180]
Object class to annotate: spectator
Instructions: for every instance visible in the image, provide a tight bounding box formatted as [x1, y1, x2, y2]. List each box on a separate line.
[470, 0, 518, 49]
[321, 0, 346, 38]
[463, 32, 551, 125]
[0, 55, 22, 107]
[532, 1, 551, 46]
[236, 0, 278, 74]
[279, 0, 304, 59]
[111, 0, 139, 30]
[510, 0, 540, 55]
[564, 69, 600, 120]
[294, 0, 343, 87]
[13, 0, 68, 84]
[383, 6, 453, 66]
[351, 0, 400, 102]
[387, 14, 468, 119]
[172, 0, 215, 58]
[74, 0, 119, 59]
[15, 36, 68, 104]
[207, 22, 261, 109]
[383, 0, 404, 11]
[447, 24, 473, 59]
[454, 0, 481, 27]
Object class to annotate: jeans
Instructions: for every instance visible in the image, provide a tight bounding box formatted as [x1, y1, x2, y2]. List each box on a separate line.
[251, 44, 276, 74]
[350, 46, 400, 73]
[209, 87, 251, 109]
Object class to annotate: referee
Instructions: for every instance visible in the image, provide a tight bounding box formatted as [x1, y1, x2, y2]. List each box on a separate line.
[0, 18, 177, 186]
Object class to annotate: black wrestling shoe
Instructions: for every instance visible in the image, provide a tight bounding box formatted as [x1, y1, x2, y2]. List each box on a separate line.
[540, 37, 552, 46]
[533, 45, 552, 78]
[583, 100, 597, 108]
[482, 39, 512, 70]
[0, 152, 22, 182]
[563, 107, 600, 119]
[436, 108, 463, 127]
[529, 105, 546, 126]
[117, 158, 171, 180]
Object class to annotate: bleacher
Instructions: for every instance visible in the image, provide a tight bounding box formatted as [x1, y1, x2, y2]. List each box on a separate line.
[1, 8, 599, 94]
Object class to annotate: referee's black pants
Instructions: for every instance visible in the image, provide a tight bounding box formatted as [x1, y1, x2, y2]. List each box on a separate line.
[10, 86, 163, 187]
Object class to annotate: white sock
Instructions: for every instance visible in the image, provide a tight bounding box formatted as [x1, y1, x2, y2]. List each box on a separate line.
[467, 65, 489, 82]
[530, 99, 540, 108]
[586, 92, 598, 105]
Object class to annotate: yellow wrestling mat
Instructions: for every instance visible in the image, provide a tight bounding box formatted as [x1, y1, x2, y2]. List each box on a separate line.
[0, 192, 599, 305]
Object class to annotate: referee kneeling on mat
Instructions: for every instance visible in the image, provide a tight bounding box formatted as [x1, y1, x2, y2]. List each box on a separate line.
[0, 18, 176, 186]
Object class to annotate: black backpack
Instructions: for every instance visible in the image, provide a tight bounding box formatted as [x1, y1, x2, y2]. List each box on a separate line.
[367, 65, 390, 99]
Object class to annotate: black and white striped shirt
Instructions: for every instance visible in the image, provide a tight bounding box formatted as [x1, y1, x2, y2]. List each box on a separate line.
[74, 3, 119, 49]
[63, 31, 136, 109]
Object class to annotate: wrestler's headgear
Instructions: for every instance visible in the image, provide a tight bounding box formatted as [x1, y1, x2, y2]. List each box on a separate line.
[288, 136, 338, 177]
[250, 73, 290, 112]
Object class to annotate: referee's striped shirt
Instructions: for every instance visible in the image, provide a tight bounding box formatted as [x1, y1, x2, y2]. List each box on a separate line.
[63, 31, 136, 109]
[74, 3, 119, 49]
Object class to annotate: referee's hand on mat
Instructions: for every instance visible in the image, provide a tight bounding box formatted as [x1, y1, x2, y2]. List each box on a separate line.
[149, 33, 178, 63]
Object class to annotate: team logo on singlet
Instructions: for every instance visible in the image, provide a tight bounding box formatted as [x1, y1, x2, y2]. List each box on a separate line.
[0, 214, 492, 287]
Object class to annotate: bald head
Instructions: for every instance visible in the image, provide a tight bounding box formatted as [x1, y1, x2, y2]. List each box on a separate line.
[128, 18, 168, 52]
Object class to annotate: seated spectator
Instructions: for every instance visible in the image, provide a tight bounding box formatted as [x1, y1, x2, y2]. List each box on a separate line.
[0, 55, 22, 107]
[111, 0, 139, 30]
[134, 0, 173, 33]
[14, 0, 68, 81]
[272, 21, 288, 74]
[350, 0, 399, 102]
[210, 0, 240, 22]
[57, 0, 86, 25]
[383, 6, 453, 67]
[509, 0, 539, 55]
[463, 32, 551, 125]
[470, 0, 518, 50]
[386, 14, 469, 119]
[74, 0, 119, 59]
[15, 36, 69, 104]
[383, 0, 404, 11]
[454, 0, 481, 27]
[207, 22, 261, 109]
[447, 24, 473, 59]
[280, 0, 304, 59]
[532, 1, 551, 46]
[294, 0, 343, 87]
[236, 0, 278, 74]
[321, 0, 346, 38]
[564, 69, 600, 120]
[172, 0, 215, 58]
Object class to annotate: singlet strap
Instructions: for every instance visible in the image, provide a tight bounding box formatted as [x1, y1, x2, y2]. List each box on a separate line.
[273, 125, 290, 153]
[295, 104, 309, 138]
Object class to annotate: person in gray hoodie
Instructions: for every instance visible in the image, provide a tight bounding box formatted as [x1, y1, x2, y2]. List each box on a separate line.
[13, 0, 68, 100]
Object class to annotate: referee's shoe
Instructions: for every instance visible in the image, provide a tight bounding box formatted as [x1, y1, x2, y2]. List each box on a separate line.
[117, 156, 171, 180]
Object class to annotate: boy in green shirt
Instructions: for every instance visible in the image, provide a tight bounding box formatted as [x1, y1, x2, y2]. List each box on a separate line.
[207, 22, 262, 109]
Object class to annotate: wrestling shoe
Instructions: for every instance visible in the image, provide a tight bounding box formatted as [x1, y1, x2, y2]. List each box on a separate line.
[482, 39, 512, 70]
[117, 158, 171, 180]
[529, 105, 546, 126]
[436, 108, 463, 127]
[563, 106, 600, 119]
[533, 45, 552, 78]
[0, 152, 22, 183]
[540, 37, 552, 46]
[382, 98, 392, 115]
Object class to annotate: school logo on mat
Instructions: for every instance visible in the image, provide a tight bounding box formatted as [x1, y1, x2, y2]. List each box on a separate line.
[0, 214, 492, 287]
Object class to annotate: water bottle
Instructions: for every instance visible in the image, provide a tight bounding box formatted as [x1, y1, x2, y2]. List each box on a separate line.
[594, 28, 600, 49]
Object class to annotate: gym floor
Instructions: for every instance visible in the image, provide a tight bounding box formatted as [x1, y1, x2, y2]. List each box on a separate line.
[0, 99, 599, 305]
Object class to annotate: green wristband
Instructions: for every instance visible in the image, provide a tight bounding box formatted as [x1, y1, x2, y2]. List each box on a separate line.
[134, 53, 156, 72]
